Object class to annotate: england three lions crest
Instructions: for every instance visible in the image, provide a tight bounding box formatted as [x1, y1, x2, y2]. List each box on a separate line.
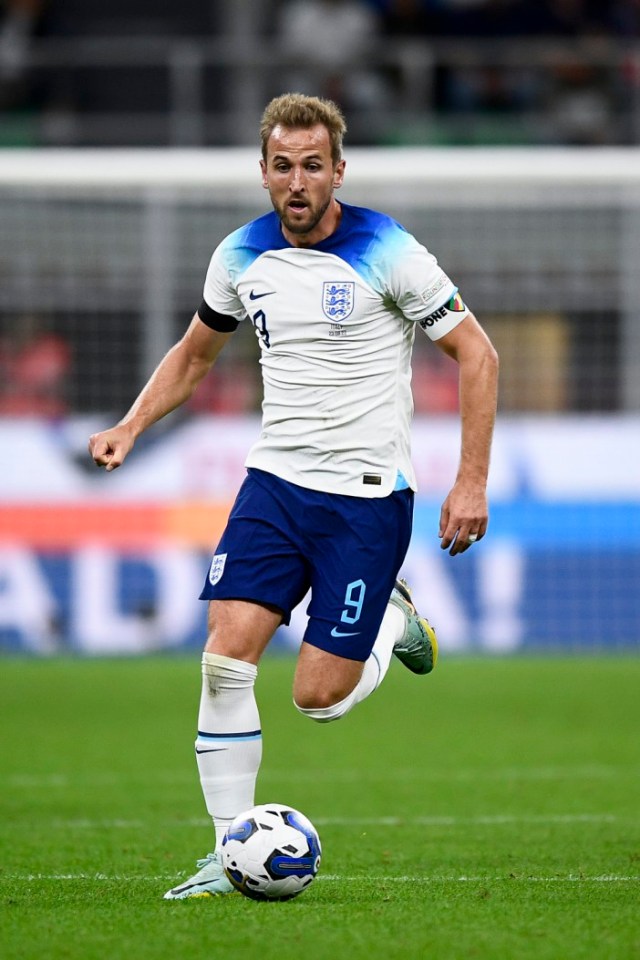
[208, 553, 227, 586]
[322, 281, 355, 322]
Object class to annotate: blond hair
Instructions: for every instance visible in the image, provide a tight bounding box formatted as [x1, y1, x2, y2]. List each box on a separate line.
[260, 93, 347, 165]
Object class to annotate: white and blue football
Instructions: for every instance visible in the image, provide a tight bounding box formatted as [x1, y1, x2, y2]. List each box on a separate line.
[221, 803, 321, 901]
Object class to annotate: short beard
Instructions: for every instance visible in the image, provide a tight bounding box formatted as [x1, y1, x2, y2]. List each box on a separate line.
[274, 194, 333, 237]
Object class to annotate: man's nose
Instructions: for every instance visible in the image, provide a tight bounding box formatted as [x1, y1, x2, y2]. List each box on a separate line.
[289, 167, 305, 191]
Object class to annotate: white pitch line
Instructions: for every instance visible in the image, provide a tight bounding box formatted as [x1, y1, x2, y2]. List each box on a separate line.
[318, 875, 640, 884]
[315, 814, 620, 826]
[4, 874, 638, 884]
[41, 813, 625, 830]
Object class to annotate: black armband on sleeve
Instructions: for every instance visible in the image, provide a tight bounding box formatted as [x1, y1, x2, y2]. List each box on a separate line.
[198, 299, 240, 332]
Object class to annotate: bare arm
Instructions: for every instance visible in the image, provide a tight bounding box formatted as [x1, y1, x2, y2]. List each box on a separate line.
[88, 313, 233, 471]
[433, 312, 499, 555]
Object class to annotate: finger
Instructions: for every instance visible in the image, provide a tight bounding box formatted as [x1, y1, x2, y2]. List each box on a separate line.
[89, 435, 120, 469]
[438, 503, 452, 549]
[447, 525, 477, 556]
[468, 520, 488, 546]
[449, 531, 468, 556]
[453, 521, 488, 555]
[441, 526, 464, 553]
[440, 510, 469, 553]
[91, 446, 113, 468]
[104, 456, 121, 472]
[438, 504, 448, 540]
[440, 527, 455, 551]
[88, 433, 109, 459]
[102, 443, 124, 471]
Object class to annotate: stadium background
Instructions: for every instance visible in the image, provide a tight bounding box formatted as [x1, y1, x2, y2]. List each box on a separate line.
[1, 0, 639, 657]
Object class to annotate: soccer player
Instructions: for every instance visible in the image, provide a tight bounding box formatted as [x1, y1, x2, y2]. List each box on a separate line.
[88, 93, 499, 899]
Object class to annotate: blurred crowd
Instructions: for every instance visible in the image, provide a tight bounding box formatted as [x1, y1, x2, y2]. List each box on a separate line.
[2, 0, 639, 44]
[0, 313, 70, 417]
[0, 0, 635, 418]
[0, 0, 638, 146]
[272, 0, 639, 145]
[374, 0, 639, 36]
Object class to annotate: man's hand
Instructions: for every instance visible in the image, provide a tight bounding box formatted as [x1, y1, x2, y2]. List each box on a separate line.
[439, 480, 488, 556]
[88, 424, 136, 472]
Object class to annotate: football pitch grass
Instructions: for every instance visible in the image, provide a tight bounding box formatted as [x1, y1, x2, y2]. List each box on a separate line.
[1, 655, 638, 960]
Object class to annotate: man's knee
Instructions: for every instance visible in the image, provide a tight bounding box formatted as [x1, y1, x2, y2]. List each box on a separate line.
[204, 598, 282, 662]
[293, 688, 356, 723]
[292, 642, 364, 722]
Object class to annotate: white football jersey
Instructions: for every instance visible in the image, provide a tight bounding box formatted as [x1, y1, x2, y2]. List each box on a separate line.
[202, 202, 468, 497]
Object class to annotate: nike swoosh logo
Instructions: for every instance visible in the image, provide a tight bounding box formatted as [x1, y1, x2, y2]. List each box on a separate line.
[249, 289, 276, 300]
[330, 627, 360, 638]
[195, 748, 227, 754]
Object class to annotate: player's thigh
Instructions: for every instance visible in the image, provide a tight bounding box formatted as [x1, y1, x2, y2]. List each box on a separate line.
[293, 641, 365, 708]
[304, 488, 413, 662]
[205, 598, 283, 663]
[200, 471, 310, 625]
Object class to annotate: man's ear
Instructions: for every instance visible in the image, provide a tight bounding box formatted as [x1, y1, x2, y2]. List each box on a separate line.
[260, 159, 269, 189]
[333, 159, 346, 190]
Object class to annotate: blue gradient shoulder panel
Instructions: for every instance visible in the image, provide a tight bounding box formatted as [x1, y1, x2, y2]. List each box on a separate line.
[217, 212, 288, 283]
[218, 203, 414, 289]
[317, 203, 415, 290]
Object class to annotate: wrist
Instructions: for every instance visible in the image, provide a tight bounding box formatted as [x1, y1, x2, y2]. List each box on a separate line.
[117, 417, 143, 442]
[455, 468, 488, 488]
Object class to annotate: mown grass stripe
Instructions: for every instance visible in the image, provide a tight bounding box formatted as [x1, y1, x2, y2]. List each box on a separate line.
[6, 765, 638, 787]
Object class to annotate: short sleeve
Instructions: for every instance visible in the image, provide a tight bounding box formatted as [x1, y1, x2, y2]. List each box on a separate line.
[202, 239, 247, 323]
[384, 229, 469, 341]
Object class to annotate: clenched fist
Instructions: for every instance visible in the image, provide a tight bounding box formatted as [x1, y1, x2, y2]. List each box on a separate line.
[88, 424, 135, 472]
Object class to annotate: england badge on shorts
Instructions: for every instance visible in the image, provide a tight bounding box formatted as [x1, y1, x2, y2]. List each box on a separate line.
[208, 553, 227, 586]
[322, 281, 354, 321]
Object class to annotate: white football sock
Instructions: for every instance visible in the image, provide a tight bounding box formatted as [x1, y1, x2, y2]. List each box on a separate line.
[295, 603, 404, 722]
[196, 652, 262, 851]
[366, 603, 404, 690]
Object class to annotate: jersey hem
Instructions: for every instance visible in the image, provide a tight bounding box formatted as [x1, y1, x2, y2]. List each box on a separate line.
[244, 457, 416, 499]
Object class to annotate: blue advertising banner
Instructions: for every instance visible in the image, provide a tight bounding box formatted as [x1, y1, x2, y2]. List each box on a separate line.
[1, 500, 638, 655]
[1, 417, 638, 655]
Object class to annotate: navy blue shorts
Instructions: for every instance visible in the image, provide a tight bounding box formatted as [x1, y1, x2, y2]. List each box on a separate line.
[200, 468, 413, 661]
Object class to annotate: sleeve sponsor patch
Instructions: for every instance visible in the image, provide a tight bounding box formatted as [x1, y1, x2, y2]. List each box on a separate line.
[418, 293, 467, 330]
[419, 274, 448, 304]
